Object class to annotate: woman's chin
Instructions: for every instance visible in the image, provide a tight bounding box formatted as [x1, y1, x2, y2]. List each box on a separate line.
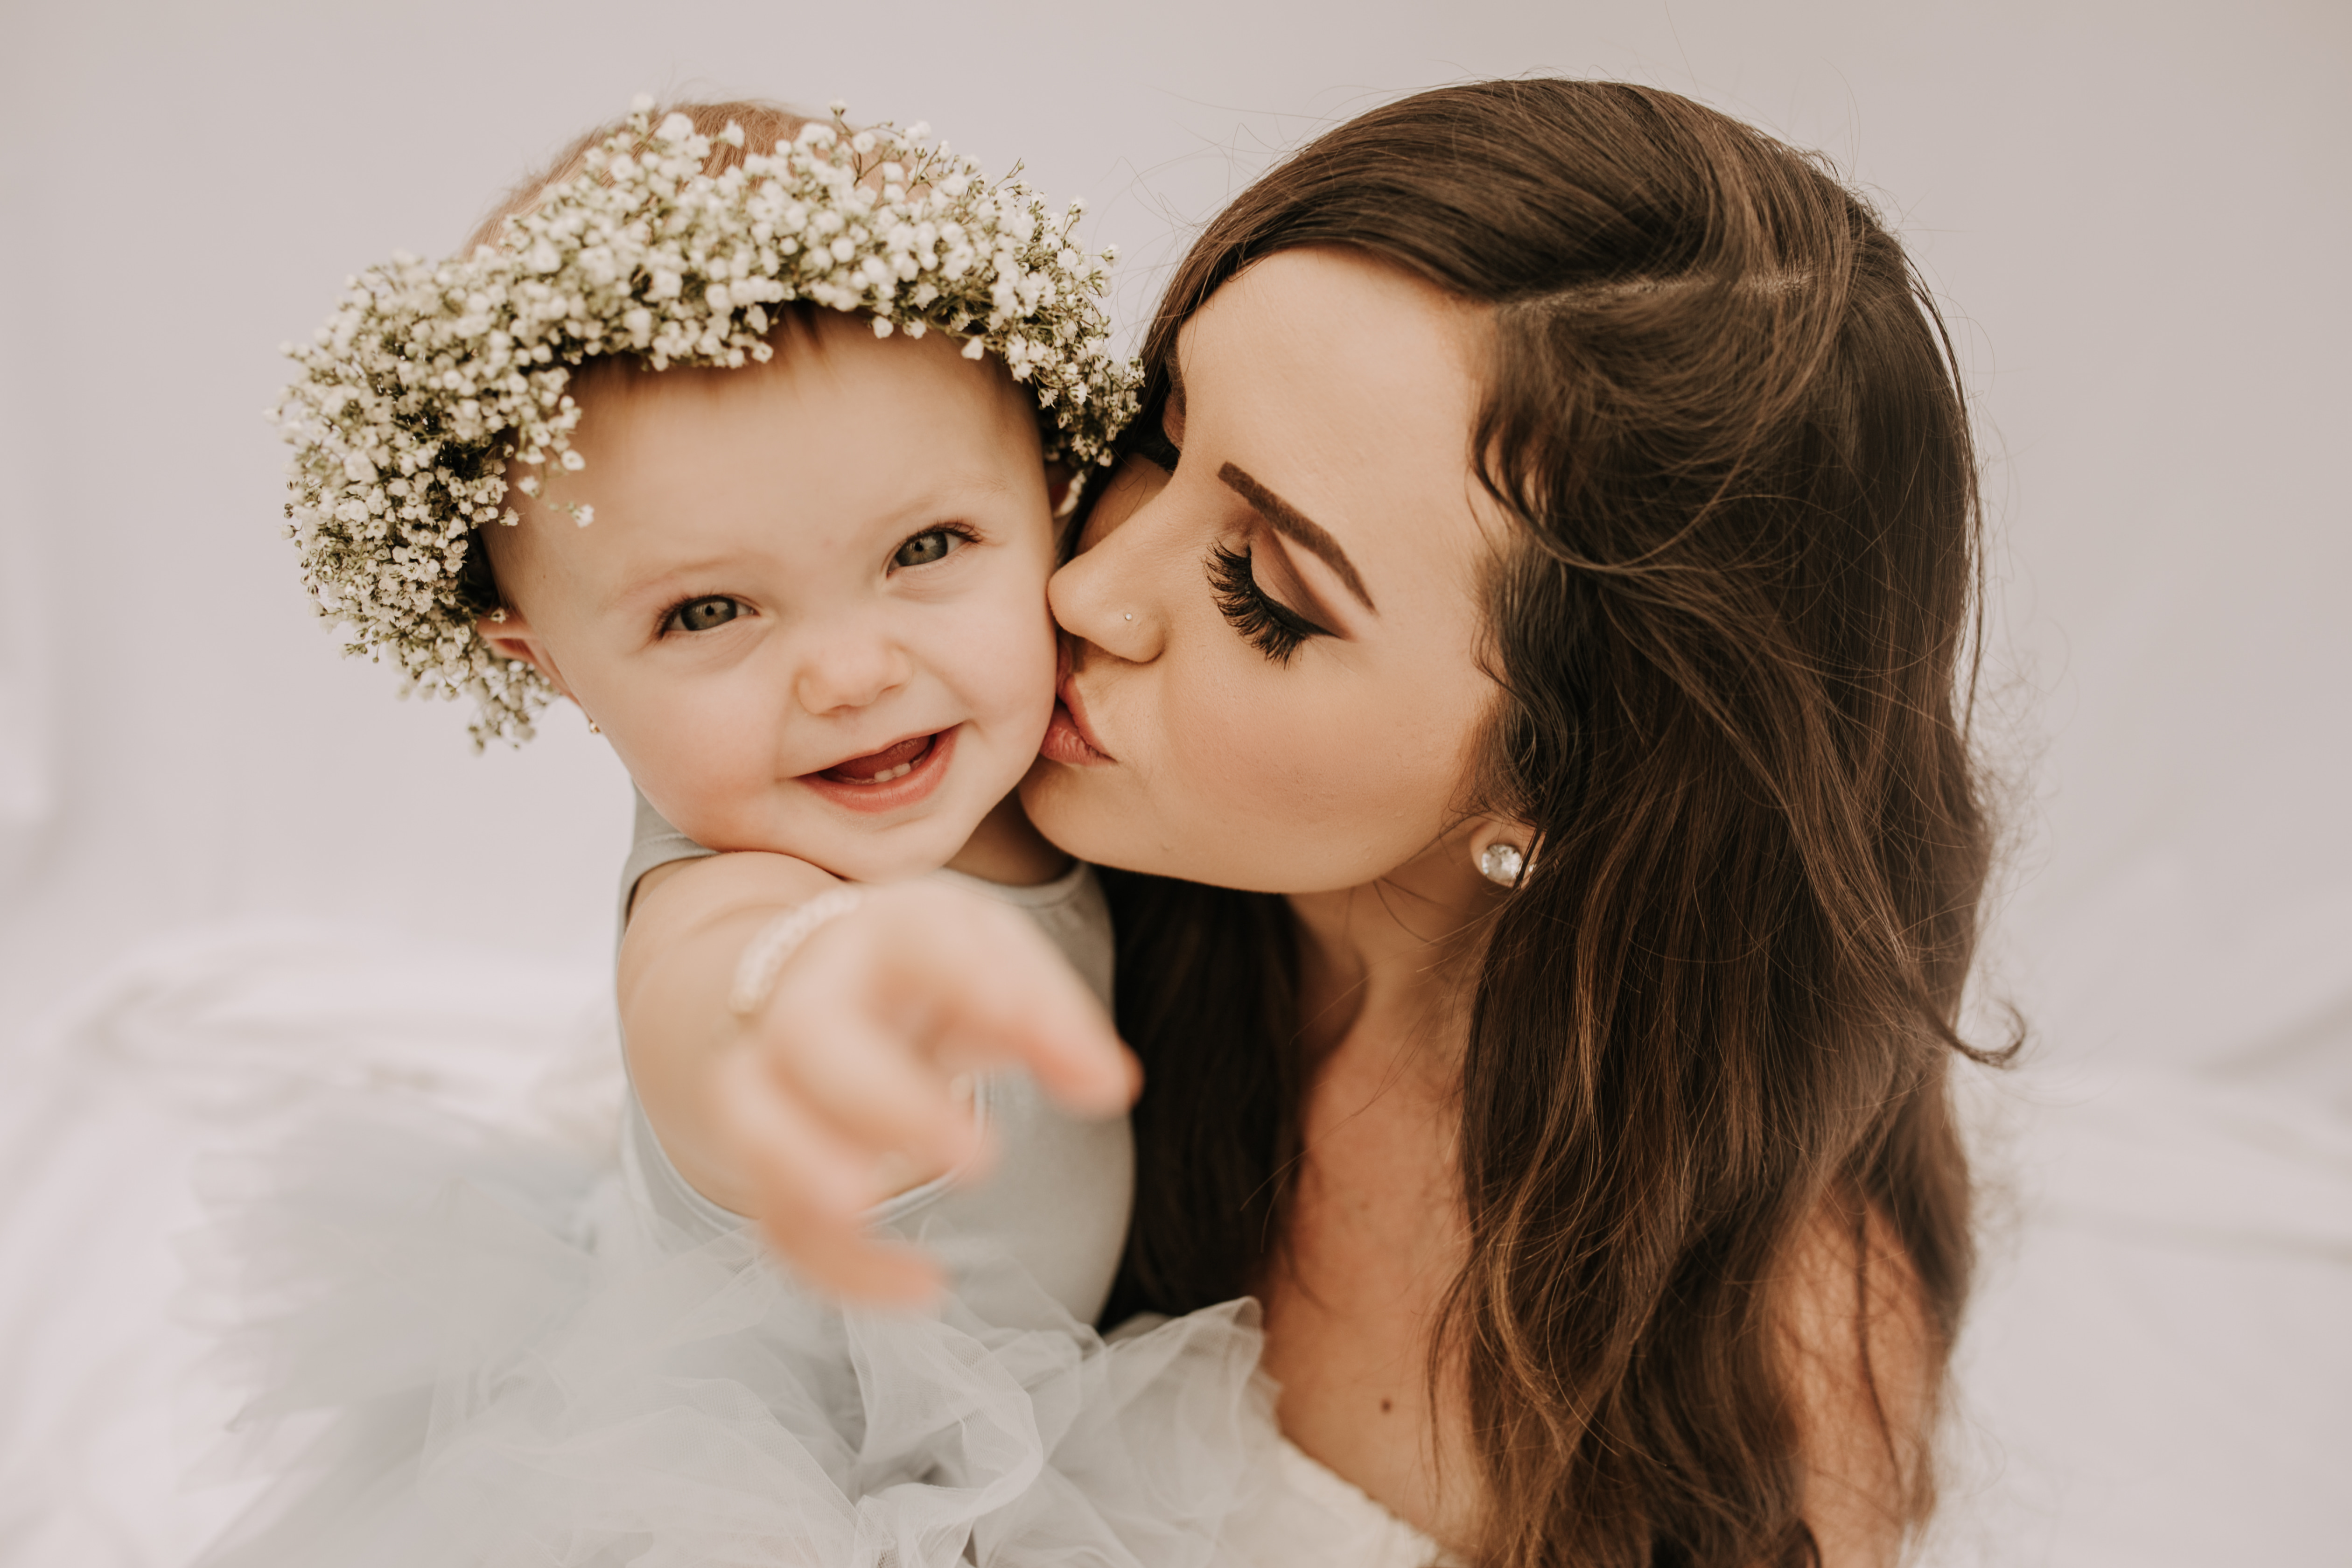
[1018, 763, 1126, 867]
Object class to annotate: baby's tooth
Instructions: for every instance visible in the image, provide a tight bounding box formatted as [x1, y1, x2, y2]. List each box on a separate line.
[844, 757, 916, 783]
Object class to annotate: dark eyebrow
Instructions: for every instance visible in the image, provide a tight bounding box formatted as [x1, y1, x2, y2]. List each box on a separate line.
[1217, 462, 1375, 612]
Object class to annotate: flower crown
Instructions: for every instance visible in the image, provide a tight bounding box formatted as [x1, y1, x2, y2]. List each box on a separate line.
[273, 100, 1138, 745]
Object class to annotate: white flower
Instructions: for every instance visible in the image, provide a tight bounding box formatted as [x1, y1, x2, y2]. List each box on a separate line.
[657, 112, 695, 144]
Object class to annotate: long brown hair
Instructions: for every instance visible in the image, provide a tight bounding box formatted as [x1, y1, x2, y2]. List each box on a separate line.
[1097, 79, 2006, 1566]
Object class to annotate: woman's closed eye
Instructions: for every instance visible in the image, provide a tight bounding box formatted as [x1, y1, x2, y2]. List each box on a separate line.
[890, 524, 977, 571]
[1208, 541, 1332, 665]
[662, 594, 746, 635]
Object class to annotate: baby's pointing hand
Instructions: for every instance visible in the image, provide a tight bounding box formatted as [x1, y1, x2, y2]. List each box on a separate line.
[714, 879, 1136, 1304]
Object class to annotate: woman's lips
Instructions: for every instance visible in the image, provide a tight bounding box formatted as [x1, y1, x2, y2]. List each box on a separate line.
[799, 727, 958, 813]
[1040, 675, 1113, 767]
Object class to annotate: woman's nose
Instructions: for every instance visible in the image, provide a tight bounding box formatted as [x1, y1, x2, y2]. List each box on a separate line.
[1049, 520, 1164, 665]
[793, 632, 911, 715]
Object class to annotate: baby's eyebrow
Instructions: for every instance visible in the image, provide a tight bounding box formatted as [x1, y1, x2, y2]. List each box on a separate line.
[604, 561, 737, 616]
[1216, 462, 1376, 613]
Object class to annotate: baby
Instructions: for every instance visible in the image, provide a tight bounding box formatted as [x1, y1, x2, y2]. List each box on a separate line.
[472, 206, 1133, 1324]
[220, 98, 1262, 1568]
[457, 99, 1138, 1322]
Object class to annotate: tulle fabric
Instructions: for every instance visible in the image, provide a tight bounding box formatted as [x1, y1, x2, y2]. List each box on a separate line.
[188, 1100, 1277, 1568]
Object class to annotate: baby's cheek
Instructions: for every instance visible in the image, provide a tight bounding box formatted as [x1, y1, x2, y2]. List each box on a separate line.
[617, 681, 775, 841]
[946, 594, 1060, 731]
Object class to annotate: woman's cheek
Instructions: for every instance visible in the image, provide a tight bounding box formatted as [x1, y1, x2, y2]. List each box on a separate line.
[1158, 659, 1351, 850]
[1168, 654, 1468, 887]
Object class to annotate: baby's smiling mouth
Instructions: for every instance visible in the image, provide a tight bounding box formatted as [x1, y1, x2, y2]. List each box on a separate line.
[817, 733, 936, 784]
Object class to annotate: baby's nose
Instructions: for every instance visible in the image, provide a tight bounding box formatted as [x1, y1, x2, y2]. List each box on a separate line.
[793, 636, 910, 714]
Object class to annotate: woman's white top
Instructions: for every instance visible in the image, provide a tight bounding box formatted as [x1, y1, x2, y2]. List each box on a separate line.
[1242, 1439, 1452, 1568]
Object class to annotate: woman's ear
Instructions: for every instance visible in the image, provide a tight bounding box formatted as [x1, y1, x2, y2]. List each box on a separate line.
[475, 606, 576, 704]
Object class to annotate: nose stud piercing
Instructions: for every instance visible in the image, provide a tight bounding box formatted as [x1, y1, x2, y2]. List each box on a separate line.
[1124, 612, 1133, 621]
[1478, 842, 1525, 888]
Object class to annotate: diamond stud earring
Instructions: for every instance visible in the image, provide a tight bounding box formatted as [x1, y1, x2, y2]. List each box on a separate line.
[1477, 842, 1525, 888]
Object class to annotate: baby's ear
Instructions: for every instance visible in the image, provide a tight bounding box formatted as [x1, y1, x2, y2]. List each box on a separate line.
[476, 608, 573, 701]
[1045, 461, 1078, 519]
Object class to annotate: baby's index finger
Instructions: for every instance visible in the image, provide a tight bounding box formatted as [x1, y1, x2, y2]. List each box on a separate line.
[927, 917, 1133, 1118]
[854, 887, 1134, 1118]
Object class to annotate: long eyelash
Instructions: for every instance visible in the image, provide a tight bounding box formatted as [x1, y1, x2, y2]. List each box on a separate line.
[1207, 541, 1325, 665]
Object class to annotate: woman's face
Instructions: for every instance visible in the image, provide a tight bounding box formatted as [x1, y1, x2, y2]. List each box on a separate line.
[1022, 248, 1505, 896]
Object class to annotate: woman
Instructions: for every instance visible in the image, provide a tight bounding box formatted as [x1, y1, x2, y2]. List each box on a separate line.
[748, 78, 2000, 1566]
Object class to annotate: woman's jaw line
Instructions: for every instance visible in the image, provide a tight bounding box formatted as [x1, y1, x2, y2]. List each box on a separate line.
[795, 724, 962, 814]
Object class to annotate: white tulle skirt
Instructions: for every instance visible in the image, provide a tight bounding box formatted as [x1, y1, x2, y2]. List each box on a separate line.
[188, 1100, 1277, 1568]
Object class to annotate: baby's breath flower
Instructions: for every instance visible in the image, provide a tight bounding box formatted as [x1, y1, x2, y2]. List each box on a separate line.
[273, 100, 1137, 747]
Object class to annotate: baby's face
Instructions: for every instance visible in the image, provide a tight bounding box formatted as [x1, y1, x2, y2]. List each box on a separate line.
[482, 311, 1059, 882]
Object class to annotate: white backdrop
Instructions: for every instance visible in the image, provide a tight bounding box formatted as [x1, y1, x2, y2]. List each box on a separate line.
[1, 1, 2346, 1563]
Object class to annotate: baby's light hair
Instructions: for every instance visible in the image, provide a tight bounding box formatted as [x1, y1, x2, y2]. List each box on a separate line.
[465, 100, 819, 258]
[459, 103, 828, 619]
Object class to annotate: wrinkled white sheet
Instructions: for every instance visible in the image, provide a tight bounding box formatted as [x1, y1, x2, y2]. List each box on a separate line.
[0, 929, 624, 1567]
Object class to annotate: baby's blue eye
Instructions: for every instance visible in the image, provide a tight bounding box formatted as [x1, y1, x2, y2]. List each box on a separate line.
[671, 595, 742, 633]
[893, 529, 957, 569]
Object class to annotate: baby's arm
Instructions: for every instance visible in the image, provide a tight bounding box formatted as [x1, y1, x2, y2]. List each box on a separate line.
[618, 855, 1132, 1301]
[618, 852, 943, 1220]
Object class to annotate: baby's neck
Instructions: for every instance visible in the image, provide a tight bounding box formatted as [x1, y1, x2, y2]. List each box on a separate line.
[943, 791, 1070, 887]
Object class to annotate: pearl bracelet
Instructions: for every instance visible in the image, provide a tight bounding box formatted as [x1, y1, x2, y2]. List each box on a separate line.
[728, 888, 865, 1019]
